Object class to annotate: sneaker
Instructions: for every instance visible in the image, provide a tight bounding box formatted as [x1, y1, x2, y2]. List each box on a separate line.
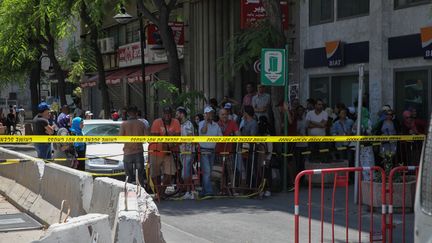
[182, 192, 194, 200]
[264, 191, 271, 197]
[288, 185, 295, 192]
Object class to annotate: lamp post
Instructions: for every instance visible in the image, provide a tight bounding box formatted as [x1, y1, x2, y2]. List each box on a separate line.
[114, 4, 147, 118]
[39, 54, 52, 103]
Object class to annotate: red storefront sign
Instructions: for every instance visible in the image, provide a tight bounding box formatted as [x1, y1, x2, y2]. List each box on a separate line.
[118, 42, 142, 67]
[147, 22, 185, 46]
[240, 0, 289, 29]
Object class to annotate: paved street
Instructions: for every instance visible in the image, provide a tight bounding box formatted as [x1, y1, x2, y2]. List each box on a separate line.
[5, 145, 414, 243]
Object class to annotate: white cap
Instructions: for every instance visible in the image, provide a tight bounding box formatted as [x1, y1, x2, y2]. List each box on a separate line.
[85, 111, 93, 116]
[204, 106, 214, 113]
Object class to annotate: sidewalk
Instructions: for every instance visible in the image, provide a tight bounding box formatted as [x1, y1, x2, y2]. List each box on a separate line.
[0, 194, 45, 243]
[158, 185, 414, 243]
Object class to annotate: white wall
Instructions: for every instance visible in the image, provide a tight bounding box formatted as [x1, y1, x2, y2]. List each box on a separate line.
[299, 0, 432, 121]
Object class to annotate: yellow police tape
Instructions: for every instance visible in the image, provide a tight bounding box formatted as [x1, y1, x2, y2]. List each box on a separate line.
[0, 135, 425, 143]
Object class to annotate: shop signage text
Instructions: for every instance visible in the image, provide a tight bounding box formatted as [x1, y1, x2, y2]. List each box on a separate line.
[325, 40, 345, 68]
[421, 26, 432, 59]
[240, 0, 289, 29]
[118, 42, 183, 68]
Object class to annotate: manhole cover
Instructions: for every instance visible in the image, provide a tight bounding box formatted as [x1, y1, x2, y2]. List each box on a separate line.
[0, 213, 43, 232]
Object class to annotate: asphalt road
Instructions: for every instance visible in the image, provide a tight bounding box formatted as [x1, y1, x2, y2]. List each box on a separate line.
[9, 145, 414, 243]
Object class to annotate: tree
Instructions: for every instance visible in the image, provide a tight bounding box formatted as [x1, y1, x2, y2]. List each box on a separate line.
[138, 0, 182, 89]
[0, 0, 44, 116]
[0, 0, 79, 114]
[218, 1, 287, 134]
[76, 0, 112, 118]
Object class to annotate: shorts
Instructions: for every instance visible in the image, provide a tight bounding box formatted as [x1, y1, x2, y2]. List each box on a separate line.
[180, 154, 193, 178]
[150, 155, 175, 177]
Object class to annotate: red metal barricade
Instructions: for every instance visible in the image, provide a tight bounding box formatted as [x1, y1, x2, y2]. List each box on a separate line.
[387, 166, 419, 243]
[294, 166, 387, 243]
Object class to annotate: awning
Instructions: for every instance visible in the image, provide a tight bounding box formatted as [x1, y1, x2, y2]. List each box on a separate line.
[127, 64, 169, 83]
[105, 67, 137, 85]
[80, 74, 99, 88]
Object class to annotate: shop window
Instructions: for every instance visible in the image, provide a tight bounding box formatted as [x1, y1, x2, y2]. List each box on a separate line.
[395, 70, 429, 119]
[309, 0, 334, 26]
[395, 0, 430, 9]
[337, 0, 369, 19]
[310, 77, 330, 105]
[331, 75, 369, 108]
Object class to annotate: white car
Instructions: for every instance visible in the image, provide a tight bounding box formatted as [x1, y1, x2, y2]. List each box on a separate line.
[82, 119, 148, 175]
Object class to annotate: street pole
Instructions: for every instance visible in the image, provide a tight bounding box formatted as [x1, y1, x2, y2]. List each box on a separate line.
[138, 7, 147, 118]
[283, 45, 289, 192]
[354, 64, 364, 204]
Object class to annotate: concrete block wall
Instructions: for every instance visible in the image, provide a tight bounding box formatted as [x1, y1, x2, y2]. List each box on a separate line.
[40, 163, 93, 217]
[0, 147, 165, 242]
[34, 214, 112, 243]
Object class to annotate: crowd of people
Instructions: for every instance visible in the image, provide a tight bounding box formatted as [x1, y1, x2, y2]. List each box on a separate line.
[30, 82, 429, 199]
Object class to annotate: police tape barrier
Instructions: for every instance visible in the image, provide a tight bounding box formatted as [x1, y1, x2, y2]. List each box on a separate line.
[0, 140, 421, 165]
[0, 135, 425, 143]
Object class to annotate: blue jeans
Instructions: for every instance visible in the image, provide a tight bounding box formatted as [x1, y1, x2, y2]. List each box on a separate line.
[181, 154, 193, 178]
[35, 143, 52, 159]
[200, 149, 215, 195]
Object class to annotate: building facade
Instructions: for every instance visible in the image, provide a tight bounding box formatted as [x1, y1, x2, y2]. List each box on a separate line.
[300, 0, 432, 120]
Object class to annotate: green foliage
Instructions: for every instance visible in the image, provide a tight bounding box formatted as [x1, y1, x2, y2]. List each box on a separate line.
[151, 80, 206, 118]
[67, 41, 97, 83]
[217, 20, 284, 79]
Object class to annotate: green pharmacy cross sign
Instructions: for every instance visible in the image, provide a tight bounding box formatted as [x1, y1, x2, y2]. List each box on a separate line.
[260, 48, 287, 86]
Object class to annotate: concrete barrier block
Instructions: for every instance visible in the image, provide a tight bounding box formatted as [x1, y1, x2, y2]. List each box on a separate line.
[89, 177, 135, 228]
[137, 191, 165, 243]
[0, 147, 44, 194]
[28, 195, 66, 226]
[40, 163, 93, 217]
[34, 214, 112, 243]
[114, 192, 145, 243]
[0, 176, 15, 195]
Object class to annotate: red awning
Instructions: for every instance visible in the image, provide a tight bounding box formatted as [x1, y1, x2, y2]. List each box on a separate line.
[80, 73, 102, 88]
[127, 64, 169, 83]
[105, 67, 137, 85]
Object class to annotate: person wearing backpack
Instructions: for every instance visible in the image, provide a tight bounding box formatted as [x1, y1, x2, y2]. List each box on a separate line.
[70, 117, 86, 170]
[257, 116, 273, 197]
[53, 115, 76, 167]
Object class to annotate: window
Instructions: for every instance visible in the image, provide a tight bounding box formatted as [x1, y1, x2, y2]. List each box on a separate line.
[395, 70, 429, 119]
[337, 0, 369, 19]
[126, 21, 140, 44]
[395, 0, 430, 9]
[310, 75, 369, 108]
[310, 77, 330, 105]
[309, 0, 334, 25]
[331, 75, 369, 108]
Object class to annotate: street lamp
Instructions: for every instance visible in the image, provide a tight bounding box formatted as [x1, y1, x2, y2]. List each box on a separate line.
[39, 55, 53, 103]
[114, 4, 147, 118]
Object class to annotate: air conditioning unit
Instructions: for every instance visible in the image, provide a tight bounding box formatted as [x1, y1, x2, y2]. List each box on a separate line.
[98, 37, 115, 54]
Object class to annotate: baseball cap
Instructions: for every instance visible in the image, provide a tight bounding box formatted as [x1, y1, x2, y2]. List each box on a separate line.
[224, 103, 232, 109]
[85, 111, 93, 116]
[38, 102, 50, 112]
[204, 106, 214, 113]
[176, 106, 187, 115]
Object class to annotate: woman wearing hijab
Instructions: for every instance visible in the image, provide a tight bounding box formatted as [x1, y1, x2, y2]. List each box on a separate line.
[70, 117, 86, 170]
[53, 115, 75, 167]
[353, 107, 375, 181]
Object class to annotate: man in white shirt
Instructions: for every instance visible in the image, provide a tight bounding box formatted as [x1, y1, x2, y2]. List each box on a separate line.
[199, 106, 222, 196]
[251, 85, 271, 120]
[305, 99, 328, 136]
[305, 99, 328, 159]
